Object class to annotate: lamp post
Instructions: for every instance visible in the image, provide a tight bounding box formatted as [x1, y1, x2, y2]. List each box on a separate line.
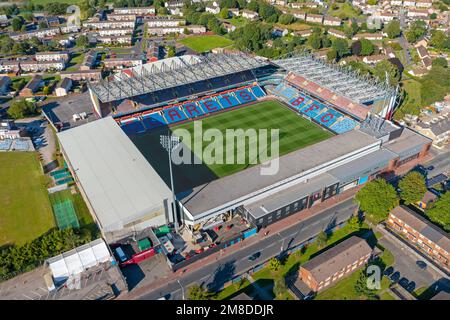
[160, 134, 181, 232]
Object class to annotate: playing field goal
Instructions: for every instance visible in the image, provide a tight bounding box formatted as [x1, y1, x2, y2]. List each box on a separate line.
[52, 199, 80, 230]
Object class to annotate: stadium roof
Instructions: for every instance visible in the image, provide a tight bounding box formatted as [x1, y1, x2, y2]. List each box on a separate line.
[179, 130, 379, 219]
[57, 117, 172, 232]
[88, 53, 270, 103]
[272, 51, 395, 104]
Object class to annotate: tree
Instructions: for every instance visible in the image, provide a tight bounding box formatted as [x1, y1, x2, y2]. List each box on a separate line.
[7, 100, 38, 119]
[22, 12, 34, 22]
[359, 38, 374, 56]
[278, 13, 294, 25]
[332, 38, 349, 59]
[355, 178, 399, 224]
[367, 0, 377, 5]
[11, 17, 23, 31]
[405, 20, 427, 44]
[307, 33, 322, 50]
[315, 230, 328, 249]
[430, 13, 437, 19]
[268, 257, 281, 272]
[76, 35, 89, 47]
[373, 60, 401, 86]
[273, 277, 287, 298]
[426, 192, 450, 232]
[321, 35, 331, 48]
[351, 40, 362, 56]
[398, 171, 427, 205]
[219, 8, 230, 19]
[384, 20, 401, 39]
[429, 30, 450, 50]
[348, 215, 361, 231]
[327, 48, 337, 61]
[187, 284, 211, 300]
[355, 266, 377, 299]
[432, 57, 448, 68]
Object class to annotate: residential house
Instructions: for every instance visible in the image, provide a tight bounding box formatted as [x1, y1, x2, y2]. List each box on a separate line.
[328, 29, 346, 39]
[0, 120, 24, 139]
[291, 10, 306, 20]
[295, 29, 313, 38]
[407, 9, 429, 18]
[416, 0, 432, 8]
[363, 54, 388, 64]
[352, 33, 383, 41]
[9, 27, 60, 41]
[228, 8, 240, 16]
[35, 51, 70, 62]
[222, 21, 236, 33]
[306, 14, 324, 24]
[323, 16, 342, 26]
[81, 51, 98, 70]
[387, 206, 450, 269]
[403, 0, 416, 6]
[107, 13, 137, 21]
[55, 78, 73, 97]
[103, 55, 143, 69]
[19, 75, 43, 97]
[83, 19, 135, 30]
[242, 10, 259, 20]
[299, 236, 373, 292]
[384, 47, 396, 58]
[146, 16, 185, 27]
[206, 5, 220, 15]
[114, 7, 156, 15]
[147, 25, 206, 36]
[414, 115, 450, 148]
[60, 70, 102, 82]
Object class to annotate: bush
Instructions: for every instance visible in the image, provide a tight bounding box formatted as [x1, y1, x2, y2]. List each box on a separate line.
[7, 99, 38, 119]
[268, 257, 281, 272]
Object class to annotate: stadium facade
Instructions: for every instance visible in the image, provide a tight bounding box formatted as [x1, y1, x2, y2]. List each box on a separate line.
[56, 52, 431, 242]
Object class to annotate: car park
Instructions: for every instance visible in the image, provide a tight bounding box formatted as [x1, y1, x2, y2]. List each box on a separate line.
[399, 277, 409, 289]
[390, 271, 400, 283]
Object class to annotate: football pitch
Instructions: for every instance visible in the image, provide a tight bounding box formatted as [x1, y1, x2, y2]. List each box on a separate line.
[171, 100, 333, 177]
[178, 35, 234, 53]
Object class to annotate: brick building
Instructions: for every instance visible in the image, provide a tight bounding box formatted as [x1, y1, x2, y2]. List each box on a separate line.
[387, 206, 450, 269]
[299, 236, 373, 292]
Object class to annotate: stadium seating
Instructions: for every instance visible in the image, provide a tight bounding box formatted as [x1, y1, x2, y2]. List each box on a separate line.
[199, 98, 223, 114]
[288, 95, 310, 111]
[313, 108, 342, 128]
[163, 106, 188, 124]
[142, 112, 167, 130]
[217, 93, 240, 109]
[300, 102, 326, 119]
[181, 102, 206, 118]
[120, 118, 146, 135]
[0, 139, 12, 151]
[250, 85, 266, 98]
[235, 88, 257, 104]
[330, 117, 358, 134]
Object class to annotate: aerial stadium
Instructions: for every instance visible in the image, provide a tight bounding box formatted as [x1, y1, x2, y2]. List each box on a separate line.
[55, 51, 432, 244]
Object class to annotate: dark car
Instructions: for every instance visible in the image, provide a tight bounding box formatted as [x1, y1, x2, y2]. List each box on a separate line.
[399, 277, 409, 289]
[416, 260, 427, 270]
[426, 165, 434, 171]
[390, 271, 401, 283]
[406, 281, 416, 293]
[384, 266, 394, 276]
[248, 252, 261, 261]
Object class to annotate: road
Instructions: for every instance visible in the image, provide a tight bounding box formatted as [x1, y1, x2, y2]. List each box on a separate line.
[138, 199, 358, 300]
[399, 10, 413, 67]
[425, 147, 450, 176]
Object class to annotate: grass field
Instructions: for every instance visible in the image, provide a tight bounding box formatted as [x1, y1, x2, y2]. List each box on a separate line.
[178, 35, 234, 53]
[30, 0, 83, 4]
[172, 100, 333, 177]
[0, 152, 55, 246]
[394, 79, 423, 120]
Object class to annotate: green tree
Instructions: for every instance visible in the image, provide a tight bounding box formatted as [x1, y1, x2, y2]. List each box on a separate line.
[432, 57, 448, 68]
[348, 215, 361, 231]
[315, 230, 328, 249]
[367, 0, 377, 5]
[384, 20, 401, 39]
[12, 17, 23, 31]
[268, 257, 281, 272]
[38, 21, 48, 29]
[426, 192, 450, 232]
[278, 13, 294, 25]
[430, 13, 437, 19]
[327, 48, 337, 61]
[187, 284, 212, 300]
[398, 171, 427, 205]
[359, 38, 374, 56]
[307, 33, 322, 50]
[405, 20, 427, 43]
[429, 30, 450, 50]
[273, 277, 287, 298]
[219, 8, 230, 19]
[76, 35, 89, 47]
[332, 38, 349, 59]
[7, 99, 37, 119]
[355, 178, 399, 224]
[373, 60, 401, 86]
[355, 267, 377, 299]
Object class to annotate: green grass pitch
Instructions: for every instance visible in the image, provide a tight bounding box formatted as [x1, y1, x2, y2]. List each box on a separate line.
[178, 35, 234, 53]
[171, 100, 333, 178]
[0, 152, 55, 246]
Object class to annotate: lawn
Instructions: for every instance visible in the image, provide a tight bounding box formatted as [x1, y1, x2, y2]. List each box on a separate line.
[394, 79, 423, 120]
[66, 52, 85, 71]
[178, 35, 234, 53]
[31, 0, 83, 4]
[329, 2, 364, 19]
[0, 152, 55, 246]
[172, 100, 333, 177]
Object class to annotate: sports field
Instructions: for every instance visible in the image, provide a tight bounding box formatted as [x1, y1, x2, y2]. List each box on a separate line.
[172, 100, 333, 177]
[178, 35, 234, 53]
[0, 152, 55, 246]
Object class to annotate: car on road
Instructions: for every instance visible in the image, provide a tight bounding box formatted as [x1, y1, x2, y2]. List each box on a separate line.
[390, 271, 401, 283]
[426, 165, 434, 171]
[406, 281, 416, 293]
[416, 260, 427, 270]
[384, 266, 394, 276]
[248, 252, 261, 261]
[399, 277, 409, 289]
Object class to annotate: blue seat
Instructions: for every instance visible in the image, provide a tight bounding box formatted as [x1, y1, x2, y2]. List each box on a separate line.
[250, 85, 266, 98]
[121, 118, 145, 135]
[199, 98, 222, 114]
[163, 106, 188, 124]
[300, 101, 325, 118]
[218, 93, 240, 109]
[235, 89, 256, 104]
[331, 117, 358, 134]
[314, 109, 340, 128]
[288, 95, 310, 110]
[182, 102, 205, 118]
[142, 112, 167, 129]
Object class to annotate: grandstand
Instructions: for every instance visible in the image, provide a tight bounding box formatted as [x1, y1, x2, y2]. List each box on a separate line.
[54, 51, 434, 241]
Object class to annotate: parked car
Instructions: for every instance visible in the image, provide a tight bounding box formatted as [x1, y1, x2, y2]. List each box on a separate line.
[384, 266, 394, 276]
[248, 252, 261, 261]
[399, 277, 409, 289]
[426, 166, 434, 171]
[416, 260, 427, 270]
[390, 271, 400, 283]
[406, 281, 416, 293]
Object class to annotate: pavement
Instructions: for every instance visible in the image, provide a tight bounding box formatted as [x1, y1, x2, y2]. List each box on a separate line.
[126, 197, 358, 300]
[424, 146, 450, 176]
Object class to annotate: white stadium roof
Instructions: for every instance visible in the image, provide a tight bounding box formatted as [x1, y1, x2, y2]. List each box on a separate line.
[57, 117, 171, 232]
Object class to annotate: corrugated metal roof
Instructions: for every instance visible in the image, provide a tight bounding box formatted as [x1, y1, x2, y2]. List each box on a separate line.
[57, 117, 171, 232]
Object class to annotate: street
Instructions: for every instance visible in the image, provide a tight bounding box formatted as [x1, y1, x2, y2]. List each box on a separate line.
[425, 147, 450, 177]
[138, 199, 358, 300]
